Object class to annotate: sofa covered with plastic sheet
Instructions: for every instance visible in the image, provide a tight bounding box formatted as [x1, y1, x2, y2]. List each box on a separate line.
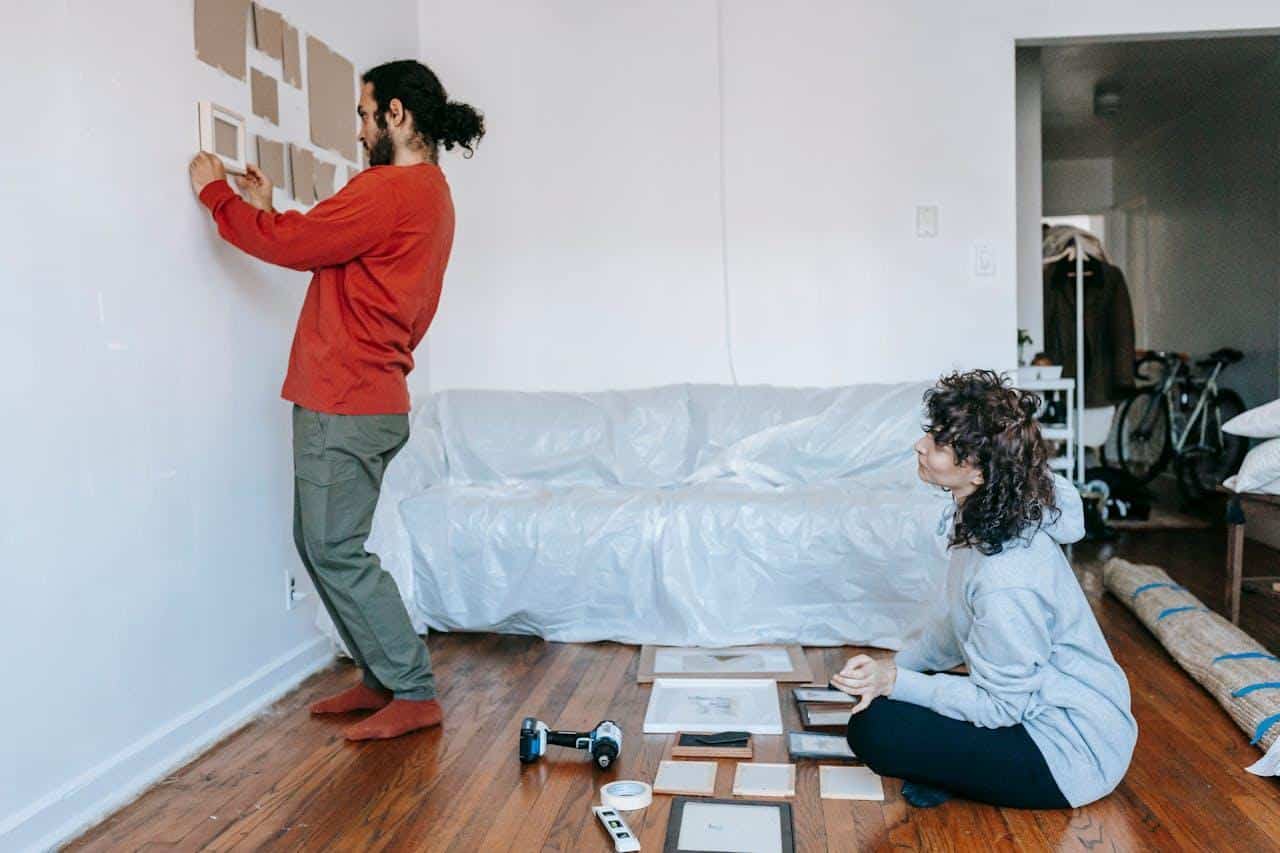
[318, 382, 952, 648]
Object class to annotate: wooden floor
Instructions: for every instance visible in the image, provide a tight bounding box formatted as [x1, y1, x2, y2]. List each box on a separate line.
[69, 527, 1280, 852]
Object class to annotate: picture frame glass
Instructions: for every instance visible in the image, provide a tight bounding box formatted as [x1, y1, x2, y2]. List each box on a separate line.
[677, 802, 784, 853]
[804, 708, 853, 726]
[793, 687, 848, 703]
[732, 763, 794, 797]
[654, 646, 793, 675]
[645, 679, 782, 734]
[653, 760, 718, 796]
[788, 732, 855, 758]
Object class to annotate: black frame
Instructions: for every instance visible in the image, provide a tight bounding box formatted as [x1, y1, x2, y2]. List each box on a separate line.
[663, 797, 795, 853]
[786, 731, 858, 762]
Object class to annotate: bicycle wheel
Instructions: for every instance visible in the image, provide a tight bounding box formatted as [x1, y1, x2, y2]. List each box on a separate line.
[1176, 389, 1249, 501]
[1116, 389, 1171, 483]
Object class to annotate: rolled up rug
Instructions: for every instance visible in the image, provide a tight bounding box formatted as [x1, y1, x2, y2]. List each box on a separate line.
[1104, 557, 1280, 774]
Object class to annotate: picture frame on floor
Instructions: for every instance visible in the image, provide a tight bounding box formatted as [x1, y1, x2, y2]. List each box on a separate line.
[644, 679, 784, 735]
[791, 686, 852, 704]
[663, 797, 795, 853]
[652, 760, 719, 797]
[731, 763, 796, 798]
[786, 731, 857, 762]
[638, 645, 814, 684]
[819, 765, 885, 801]
[798, 702, 854, 730]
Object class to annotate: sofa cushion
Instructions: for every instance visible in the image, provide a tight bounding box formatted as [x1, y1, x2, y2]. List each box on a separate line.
[433, 385, 695, 487]
[686, 382, 930, 486]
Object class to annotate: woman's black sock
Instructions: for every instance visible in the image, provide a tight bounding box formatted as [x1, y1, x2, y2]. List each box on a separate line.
[901, 781, 952, 808]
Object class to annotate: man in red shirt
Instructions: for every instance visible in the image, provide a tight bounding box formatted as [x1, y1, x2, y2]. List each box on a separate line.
[189, 61, 483, 740]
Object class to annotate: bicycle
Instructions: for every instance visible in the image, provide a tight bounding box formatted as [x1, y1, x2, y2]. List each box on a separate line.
[1113, 348, 1249, 501]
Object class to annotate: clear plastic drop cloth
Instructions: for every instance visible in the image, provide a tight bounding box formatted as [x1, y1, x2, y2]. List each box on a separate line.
[317, 382, 952, 650]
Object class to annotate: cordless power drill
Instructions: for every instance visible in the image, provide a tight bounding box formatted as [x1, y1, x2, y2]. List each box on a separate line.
[519, 718, 622, 770]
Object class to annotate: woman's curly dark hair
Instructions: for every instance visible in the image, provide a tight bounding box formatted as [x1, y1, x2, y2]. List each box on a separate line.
[923, 369, 1059, 556]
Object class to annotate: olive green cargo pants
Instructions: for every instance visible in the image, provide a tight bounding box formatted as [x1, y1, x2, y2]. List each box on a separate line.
[292, 405, 435, 700]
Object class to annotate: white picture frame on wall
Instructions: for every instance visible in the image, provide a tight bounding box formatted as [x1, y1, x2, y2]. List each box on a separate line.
[197, 101, 247, 175]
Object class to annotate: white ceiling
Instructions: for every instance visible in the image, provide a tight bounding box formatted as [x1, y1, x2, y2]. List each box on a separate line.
[1041, 35, 1280, 160]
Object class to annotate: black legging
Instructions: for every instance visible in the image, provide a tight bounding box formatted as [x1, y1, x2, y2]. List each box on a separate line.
[845, 697, 1071, 810]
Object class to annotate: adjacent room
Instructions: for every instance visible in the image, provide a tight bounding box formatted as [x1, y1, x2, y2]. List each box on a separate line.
[4, 2, 1280, 851]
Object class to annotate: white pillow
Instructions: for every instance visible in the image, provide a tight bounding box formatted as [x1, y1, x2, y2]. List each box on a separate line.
[1224, 398, 1280, 439]
[1223, 437, 1280, 494]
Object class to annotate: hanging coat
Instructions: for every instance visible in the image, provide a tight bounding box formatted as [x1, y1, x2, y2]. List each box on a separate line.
[1042, 258, 1136, 407]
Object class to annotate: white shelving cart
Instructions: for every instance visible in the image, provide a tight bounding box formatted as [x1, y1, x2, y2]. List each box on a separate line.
[1016, 377, 1079, 482]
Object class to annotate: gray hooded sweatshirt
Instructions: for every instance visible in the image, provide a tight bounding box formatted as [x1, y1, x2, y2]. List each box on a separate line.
[891, 475, 1137, 807]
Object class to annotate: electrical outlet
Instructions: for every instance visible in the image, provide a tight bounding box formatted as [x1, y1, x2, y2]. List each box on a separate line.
[285, 571, 307, 610]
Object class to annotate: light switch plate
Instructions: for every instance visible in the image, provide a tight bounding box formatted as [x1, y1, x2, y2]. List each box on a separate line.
[973, 242, 996, 276]
[915, 205, 939, 238]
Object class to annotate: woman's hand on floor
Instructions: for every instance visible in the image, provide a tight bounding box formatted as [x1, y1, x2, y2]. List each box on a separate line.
[831, 654, 897, 714]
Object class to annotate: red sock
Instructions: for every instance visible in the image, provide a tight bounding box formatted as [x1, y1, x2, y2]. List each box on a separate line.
[343, 698, 443, 741]
[310, 683, 392, 715]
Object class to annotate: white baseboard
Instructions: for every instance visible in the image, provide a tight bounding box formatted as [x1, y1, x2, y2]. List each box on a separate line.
[0, 635, 335, 853]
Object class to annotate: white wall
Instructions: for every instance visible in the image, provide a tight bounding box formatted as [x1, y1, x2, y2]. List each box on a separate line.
[1113, 59, 1280, 410]
[1043, 158, 1116, 215]
[413, 2, 730, 391]
[418, 0, 1280, 393]
[0, 2, 417, 849]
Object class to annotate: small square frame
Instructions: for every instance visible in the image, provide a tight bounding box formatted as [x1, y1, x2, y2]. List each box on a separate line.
[663, 797, 795, 853]
[731, 762, 796, 798]
[791, 686, 853, 704]
[198, 101, 247, 174]
[819, 765, 885, 801]
[653, 760, 719, 797]
[786, 731, 858, 762]
[798, 702, 855, 730]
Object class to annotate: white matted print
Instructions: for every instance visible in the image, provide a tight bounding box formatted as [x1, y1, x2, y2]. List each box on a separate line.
[732, 763, 796, 798]
[644, 679, 783, 735]
[676, 801, 787, 853]
[653, 760, 719, 797]
[655, 646, 791, 674]
[819, 765, 885, 801]
[640, 646, 813, 683]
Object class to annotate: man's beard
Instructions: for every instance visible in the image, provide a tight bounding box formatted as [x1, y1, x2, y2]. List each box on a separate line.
[367, 122, 394, 166]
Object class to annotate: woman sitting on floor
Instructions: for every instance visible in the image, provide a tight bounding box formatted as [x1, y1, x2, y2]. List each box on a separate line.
[835, 369, 1137, 810]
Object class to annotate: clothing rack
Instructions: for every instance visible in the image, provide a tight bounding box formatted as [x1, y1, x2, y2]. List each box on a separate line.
[1074, 235, 1086, 484]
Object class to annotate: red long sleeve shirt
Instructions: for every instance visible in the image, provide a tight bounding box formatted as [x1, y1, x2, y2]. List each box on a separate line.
[199, 163, 454, 414]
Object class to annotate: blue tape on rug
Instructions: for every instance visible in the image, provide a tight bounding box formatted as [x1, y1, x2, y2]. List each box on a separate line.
[1232, 682, 1280, 698]
[1212, 652, 1280, 664]
[1132, 582, 1184, 600]
[1156, 605, 1205, 621]
[1252, 713, 1280, 746]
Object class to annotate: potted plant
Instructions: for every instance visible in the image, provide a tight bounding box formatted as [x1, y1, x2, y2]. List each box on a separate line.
[1018, 329, 1034, 366]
